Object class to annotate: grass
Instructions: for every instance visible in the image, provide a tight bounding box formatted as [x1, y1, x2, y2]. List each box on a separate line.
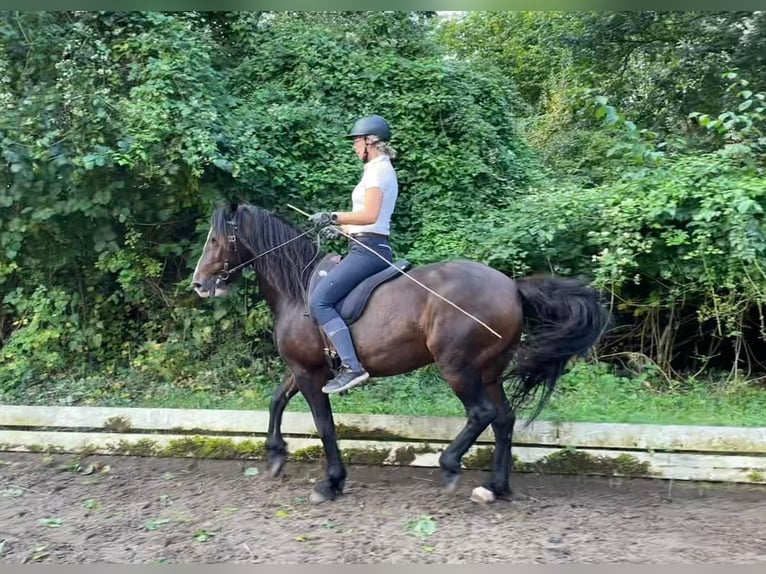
[3, 360, 765, 427]
[540, 362, 766, 427]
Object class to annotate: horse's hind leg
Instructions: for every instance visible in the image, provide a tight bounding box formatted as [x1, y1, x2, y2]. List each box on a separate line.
[483, 380, 515, 498]
[265, 369, 300, 478]
[437, 364, 498, 494]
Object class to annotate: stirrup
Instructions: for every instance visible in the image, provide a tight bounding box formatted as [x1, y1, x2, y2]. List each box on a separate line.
[323, 347, 341, 372]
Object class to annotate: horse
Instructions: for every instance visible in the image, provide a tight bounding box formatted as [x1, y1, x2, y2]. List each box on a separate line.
[191, 201, 609, 504]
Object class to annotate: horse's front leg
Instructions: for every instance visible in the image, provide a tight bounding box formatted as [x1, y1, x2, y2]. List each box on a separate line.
[265, 369, 299, 478]
[293, 368, 346, 504]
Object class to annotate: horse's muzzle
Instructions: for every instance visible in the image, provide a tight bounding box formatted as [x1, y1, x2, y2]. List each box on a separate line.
[191, 281, 210, 298]
[191, 277, 229, 298]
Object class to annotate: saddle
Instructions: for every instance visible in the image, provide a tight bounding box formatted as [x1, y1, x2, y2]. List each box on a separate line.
[306, 253, 412, 371]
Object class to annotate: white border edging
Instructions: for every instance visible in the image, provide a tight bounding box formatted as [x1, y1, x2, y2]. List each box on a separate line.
[1, 405, 765, 484]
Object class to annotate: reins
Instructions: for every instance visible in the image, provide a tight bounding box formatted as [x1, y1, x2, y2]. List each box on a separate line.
[216, 224, 316, 283]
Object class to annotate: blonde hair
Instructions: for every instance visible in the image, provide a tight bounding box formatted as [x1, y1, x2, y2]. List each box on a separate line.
[367, 136, 397, 159]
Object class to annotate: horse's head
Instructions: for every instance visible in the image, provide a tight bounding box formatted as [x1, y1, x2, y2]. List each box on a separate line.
[191, 203, 250, 298]
[192, 201, 321, 303]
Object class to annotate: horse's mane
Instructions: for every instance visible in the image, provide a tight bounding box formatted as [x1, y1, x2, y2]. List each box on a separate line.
[211, 203, 321, 302]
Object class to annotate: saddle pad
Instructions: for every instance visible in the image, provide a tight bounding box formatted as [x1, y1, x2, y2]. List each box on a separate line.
[307, 254, 411, 325]
[338, 260, 411, 324]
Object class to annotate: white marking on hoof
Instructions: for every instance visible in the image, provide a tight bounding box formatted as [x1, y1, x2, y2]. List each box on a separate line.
[309, 490, 331, 505]
[470, 486, 496, 505]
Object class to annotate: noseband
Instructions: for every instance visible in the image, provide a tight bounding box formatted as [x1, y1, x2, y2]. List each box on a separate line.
[214, 220, 241, 284]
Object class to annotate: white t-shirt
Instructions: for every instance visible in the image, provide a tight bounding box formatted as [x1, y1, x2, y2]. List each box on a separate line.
[344, 155, 398, 236]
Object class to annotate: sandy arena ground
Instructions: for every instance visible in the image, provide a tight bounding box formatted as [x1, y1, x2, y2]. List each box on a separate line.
[1, 452, 765, 563]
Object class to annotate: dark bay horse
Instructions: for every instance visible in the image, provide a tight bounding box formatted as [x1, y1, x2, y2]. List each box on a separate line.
[191, 202, 608, 503]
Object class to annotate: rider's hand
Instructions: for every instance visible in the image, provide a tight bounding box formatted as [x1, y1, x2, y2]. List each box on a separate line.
[308, 212, 337, 227]
[320, 226, 341, 239]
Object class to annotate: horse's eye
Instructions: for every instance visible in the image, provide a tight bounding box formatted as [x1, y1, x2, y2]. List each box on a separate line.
[210, 237, 218, 245]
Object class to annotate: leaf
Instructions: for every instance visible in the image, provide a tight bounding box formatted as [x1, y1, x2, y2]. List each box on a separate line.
[695, 208, 718, 222]
[243, 467, 259, 477]
[161, 471, 175, 480]
[0, 540, 6, 555]
[32, 545, 49, 562]
[738, 100, 753, 111]
[605, 145, 621, 158]
[604, 105, 619, 124]
[405, 515, 437, 539]
[83, 498, 101, 510]
[145, 518, 172, 531]
[736, 199, 756, 214]
[39, 518, 63, 528]
[275, 509, 290, 518]
[294, 534, 309, 542]
[0, 488, 23, 497]
[194, 529, 216, 542]
[422, 545, 435, 552]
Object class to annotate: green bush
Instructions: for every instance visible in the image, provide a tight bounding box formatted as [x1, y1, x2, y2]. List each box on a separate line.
[472, 153, 766, 373]
[0, 12, 529, 394]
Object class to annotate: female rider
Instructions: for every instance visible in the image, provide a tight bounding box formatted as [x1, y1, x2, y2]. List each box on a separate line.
[308, 114, 399, 394]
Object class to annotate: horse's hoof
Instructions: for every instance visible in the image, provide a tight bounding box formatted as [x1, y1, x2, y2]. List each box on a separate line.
[442, 472, 461, 494]
[482, 479, 512, 500]
[268, 456, 286, 478]
[309, 490, 330, 504]
[309, 480, 341, 504]
[471, 486, 496, 505]
[309, 489, 334, 505]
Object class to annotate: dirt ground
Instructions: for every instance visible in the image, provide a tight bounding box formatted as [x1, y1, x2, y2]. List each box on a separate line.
[1, 452, 765, 564]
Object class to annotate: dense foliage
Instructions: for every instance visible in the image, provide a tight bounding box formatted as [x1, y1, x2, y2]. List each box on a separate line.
[0, 11, 529, 391]
[438, 11, 766, 376]
[1, 11, 764, 403]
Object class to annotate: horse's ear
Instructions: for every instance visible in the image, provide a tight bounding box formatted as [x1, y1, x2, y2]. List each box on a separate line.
[219, 198, 240, 218]
[211, 198, 237, 215]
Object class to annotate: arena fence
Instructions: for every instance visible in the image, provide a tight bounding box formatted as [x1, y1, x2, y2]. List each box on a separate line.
[1, 405, 765, 484]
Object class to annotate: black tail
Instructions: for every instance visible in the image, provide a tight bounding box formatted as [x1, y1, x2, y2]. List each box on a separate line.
[506, 275, 610, 423]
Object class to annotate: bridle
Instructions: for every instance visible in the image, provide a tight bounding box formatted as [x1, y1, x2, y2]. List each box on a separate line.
[215, 219, 316, 286]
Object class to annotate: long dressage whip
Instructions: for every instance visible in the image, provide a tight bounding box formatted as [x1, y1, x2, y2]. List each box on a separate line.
[287, 203, 503, 339]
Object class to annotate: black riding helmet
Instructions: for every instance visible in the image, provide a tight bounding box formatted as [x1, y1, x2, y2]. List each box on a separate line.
[346, 114, 391, 142]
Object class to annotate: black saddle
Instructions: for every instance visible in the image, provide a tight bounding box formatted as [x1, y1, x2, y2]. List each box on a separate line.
[307, 254, 412, 325]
